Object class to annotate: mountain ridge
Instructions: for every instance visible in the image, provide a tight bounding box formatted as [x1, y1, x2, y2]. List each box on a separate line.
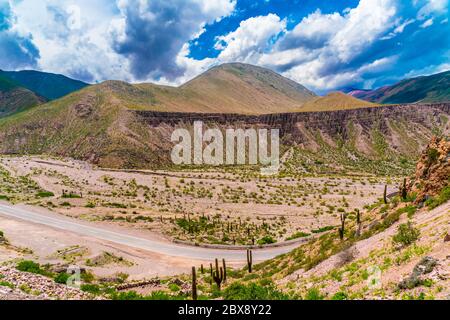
[0, 76, 46, 117]
[348, 70, 450, 104]
[0, 69, 89, 101]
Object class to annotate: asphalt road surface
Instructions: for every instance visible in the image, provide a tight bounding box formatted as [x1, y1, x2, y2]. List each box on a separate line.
[0, 203, 300, 262]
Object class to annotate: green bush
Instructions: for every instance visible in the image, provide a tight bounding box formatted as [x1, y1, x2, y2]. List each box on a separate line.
[393, 222, 420, 247]
[54, 272, 70, 284]
[396, 205, 417, 218]
[427, 148, 439, 163]
[0, 281, 14, 289]
[257, 236, 276, 245]
[305, 287, 325, 300]
[425, 185, 450, 210]
[331, 292, 348, 300]
[168, 283, 180, 292]
[222, 282, 289, 300]
[16, 260, 52, 277]
[311, 226, 334, 234]
[80, 284, 101, 295]
[286, 232, 310, 241]
[36, 191, 54, 198]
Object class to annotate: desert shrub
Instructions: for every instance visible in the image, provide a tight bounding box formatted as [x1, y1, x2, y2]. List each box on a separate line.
[425, 185, 450, 210]
[257, 236, 276, 245]
[311, 226, 334, 234]
[36, 191, 54, 198]
[54, 272, 70, 284]
[168, 283, 180, 292]
[81, 271, 95, 283]
[85, 202, 96, 208]
[331, 292, 348, 300]
[0, 281, 14, 289]
[16, 260, 52, 277]
[62, 193, 81, 199]
[427, 148, 439, 163]
[305, 287, 325, 300]
[396, 205, 417, 218]
[222, 282, 289, 300]
[80, 284, 101, 294]
[336, 246, 359, 267]
[110, 290, 182, 300]
[286, 232, 310, 241]
[393, 222, 420, 247]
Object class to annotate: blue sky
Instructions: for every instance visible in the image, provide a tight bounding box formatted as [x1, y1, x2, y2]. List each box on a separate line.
[1, 0, 449, 93]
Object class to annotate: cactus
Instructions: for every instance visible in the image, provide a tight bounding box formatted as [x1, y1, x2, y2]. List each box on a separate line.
[383, 185, 388, 204]
[339, 213, 347, 240]
[209, 263, 213, 285]
[355, 209, 362, 237]
[213, 258, 224, 290]
[200, 264, 204, 274]
[222, 259, 227, 283]
[247, 249, 253, 273]
[191, 266, 197, 300]
[401, 178, 408, 200]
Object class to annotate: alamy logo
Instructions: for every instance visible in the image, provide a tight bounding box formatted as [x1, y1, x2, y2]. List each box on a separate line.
[171, 121, 280, 175]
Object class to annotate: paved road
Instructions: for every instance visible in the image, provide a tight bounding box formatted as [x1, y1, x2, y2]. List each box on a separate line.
[0, 203, 300, 262]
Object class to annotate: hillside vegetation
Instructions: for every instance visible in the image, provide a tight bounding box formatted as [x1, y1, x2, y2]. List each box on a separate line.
[0, 76, 45, 117]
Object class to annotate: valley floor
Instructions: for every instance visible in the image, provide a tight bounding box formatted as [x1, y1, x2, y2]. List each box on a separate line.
[0, 155, 447, 300]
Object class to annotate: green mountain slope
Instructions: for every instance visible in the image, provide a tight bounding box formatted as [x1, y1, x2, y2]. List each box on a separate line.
[0, 70, 88, 100]
[350, 70, 450, 104]
[0, 76, 45, 117]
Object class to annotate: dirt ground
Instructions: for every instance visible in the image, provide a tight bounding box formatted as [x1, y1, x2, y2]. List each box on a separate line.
[0, 156, 398, 245]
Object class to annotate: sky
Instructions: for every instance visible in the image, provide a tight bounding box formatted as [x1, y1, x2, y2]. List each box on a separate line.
[1, 0, 449, 93]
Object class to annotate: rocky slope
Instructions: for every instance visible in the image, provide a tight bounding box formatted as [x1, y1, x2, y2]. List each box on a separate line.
[0, 266, 92, 300]
[227, 138, 450, 299]
[408, 137, 449, 204]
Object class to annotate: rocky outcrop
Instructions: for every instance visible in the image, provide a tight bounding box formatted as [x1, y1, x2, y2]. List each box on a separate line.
[0, 266, 93, 300]
[409, 136, 450, 204]
[398, 256, 440, 290]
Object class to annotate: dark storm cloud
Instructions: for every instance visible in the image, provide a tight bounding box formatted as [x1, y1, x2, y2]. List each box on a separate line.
[0, 1, 40, 70]
[111, 0, 213, 81]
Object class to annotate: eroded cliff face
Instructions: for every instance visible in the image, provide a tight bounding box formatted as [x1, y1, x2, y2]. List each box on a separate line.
[0, 103, 448, 171]
[130, 103, 450, 166]
[409, 136, 450, 204]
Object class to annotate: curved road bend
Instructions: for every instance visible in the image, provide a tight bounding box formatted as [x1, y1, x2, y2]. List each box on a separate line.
[0, 204, 300, 262]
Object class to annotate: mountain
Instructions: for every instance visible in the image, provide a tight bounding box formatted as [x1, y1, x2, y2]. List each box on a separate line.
[300, 92, 377, 112]
[0, 63, 447, 170]
[0, 70, 89, 101]
[0, 76, 45, 117]
[177, 63, 316, 113]
[123, 63, 317, 114]
[348, 70, 450, 104]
